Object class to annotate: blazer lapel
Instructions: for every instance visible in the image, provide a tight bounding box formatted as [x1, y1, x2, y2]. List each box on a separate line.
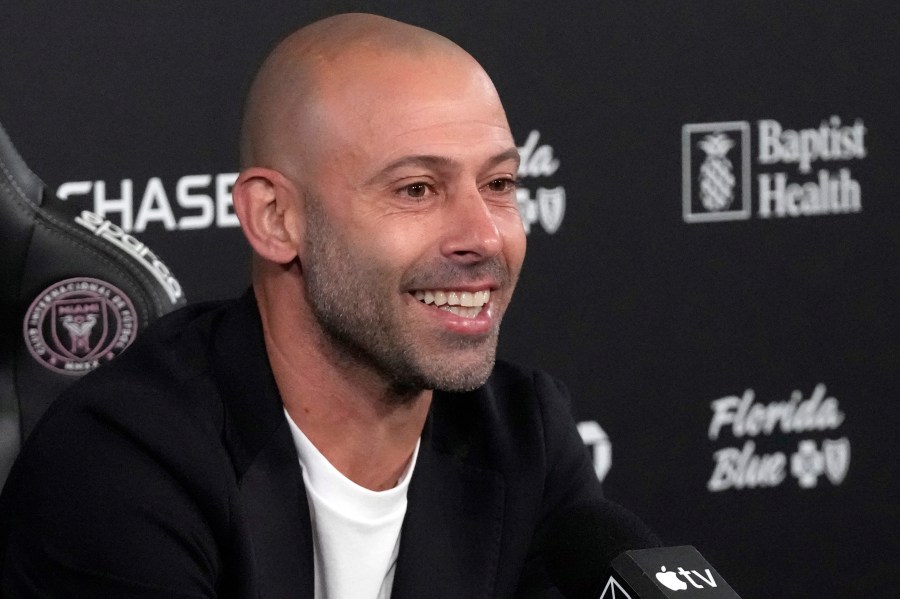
[213, 291, 315, 598]
[236, 421, 315, 598]
[391, 411, 506, 599]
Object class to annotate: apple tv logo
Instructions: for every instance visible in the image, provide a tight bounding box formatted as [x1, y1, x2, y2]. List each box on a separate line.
[655, 565, 718, 592]
[656, 566, 688, 591]
[610, 545, 741, 598]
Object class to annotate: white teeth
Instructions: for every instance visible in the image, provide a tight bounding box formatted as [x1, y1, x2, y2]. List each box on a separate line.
[440, 305, 480, 319]
[413, 288, 491, 311]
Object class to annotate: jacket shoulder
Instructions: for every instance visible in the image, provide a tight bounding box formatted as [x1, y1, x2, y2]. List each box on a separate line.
[0, 301, 241, 596]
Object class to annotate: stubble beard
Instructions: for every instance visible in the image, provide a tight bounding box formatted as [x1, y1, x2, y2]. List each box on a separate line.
[302, 196, 509, 400]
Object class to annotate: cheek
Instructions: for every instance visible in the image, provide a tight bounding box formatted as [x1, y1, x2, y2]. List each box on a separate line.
[349, 220, 429, 275]
[497, 212, 527, 271]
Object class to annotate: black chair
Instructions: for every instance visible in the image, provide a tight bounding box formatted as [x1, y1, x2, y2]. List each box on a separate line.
[0, 121, 186, 488]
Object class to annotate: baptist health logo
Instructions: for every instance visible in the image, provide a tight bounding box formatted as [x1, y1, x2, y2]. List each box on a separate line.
[682, 116, 866, 223]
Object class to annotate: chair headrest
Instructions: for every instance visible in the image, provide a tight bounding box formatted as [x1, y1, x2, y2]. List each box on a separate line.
[0, 120, 187, 483]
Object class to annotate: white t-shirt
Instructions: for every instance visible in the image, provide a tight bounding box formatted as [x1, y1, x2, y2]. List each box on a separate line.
[284, 409, 420, 599]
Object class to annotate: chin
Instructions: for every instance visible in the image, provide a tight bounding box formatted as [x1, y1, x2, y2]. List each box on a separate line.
[425, 357, 496, 393]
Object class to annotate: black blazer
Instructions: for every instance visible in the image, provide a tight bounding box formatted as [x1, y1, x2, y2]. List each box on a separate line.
[0, 291, 603, 597]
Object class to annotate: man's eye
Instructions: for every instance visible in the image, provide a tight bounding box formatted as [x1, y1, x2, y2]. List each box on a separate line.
[403, 183, 430, 198]
[485, 178, 517, 193]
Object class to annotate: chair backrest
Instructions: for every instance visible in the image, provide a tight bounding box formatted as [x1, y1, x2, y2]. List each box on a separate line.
[0, 120, 187, 488]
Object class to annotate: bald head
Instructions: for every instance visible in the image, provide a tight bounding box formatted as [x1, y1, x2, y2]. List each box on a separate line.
[240, 13, 495, 173]
[233, 13, 524, 398]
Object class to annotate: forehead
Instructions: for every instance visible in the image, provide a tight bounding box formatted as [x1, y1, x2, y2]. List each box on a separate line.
[308, 49, 515, 174]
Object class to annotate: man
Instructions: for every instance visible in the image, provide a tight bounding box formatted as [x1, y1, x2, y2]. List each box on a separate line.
[0, 13, 602, 597]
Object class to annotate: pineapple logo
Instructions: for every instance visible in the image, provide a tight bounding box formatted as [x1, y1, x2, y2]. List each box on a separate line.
[698, 133, 736, 212]
[682, 121, 750, 223]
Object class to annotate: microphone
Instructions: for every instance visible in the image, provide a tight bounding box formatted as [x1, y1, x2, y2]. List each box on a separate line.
[544, 501, 742, 598]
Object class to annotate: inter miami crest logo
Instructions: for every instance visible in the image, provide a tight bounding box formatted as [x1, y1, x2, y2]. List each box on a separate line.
[23, 277, 137, 375]
[682, 121, 751, 223]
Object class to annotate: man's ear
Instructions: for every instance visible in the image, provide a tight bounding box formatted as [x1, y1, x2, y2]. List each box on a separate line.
[232, 167, 303, 264]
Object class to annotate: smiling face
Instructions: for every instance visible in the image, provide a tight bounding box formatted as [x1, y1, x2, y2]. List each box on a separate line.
[294, 48, 526, 393]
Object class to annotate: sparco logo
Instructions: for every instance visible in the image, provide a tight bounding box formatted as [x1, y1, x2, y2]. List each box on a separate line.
[516, 130, 565, 235]
[74, 211, 184, 305]
[706, 383, 851, 492]
[23, 277, 137, 375]
[683, 116, 866, 223]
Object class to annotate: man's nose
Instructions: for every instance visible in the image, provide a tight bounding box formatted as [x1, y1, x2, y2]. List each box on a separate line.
[440, 185, 503, 263]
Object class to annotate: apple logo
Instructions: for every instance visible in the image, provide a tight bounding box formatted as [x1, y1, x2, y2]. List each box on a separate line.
[656, 566, 688, 591]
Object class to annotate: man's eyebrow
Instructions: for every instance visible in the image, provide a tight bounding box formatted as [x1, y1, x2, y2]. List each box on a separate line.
[372, 155, 455, 181]
[367, 148, 521, 185]
[487, 148, 522, 171]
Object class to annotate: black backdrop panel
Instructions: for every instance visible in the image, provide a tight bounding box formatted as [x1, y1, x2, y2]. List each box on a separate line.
[2, 2, 898, 597]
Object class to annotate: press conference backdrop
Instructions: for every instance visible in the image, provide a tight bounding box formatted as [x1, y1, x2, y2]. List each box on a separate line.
[2, 2, 898, 597]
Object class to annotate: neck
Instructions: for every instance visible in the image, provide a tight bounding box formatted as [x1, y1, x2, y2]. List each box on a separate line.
[254, 273, 431, 491]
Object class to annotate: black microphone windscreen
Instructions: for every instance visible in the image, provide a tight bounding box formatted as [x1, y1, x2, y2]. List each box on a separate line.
[544, 500, 662, 599]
